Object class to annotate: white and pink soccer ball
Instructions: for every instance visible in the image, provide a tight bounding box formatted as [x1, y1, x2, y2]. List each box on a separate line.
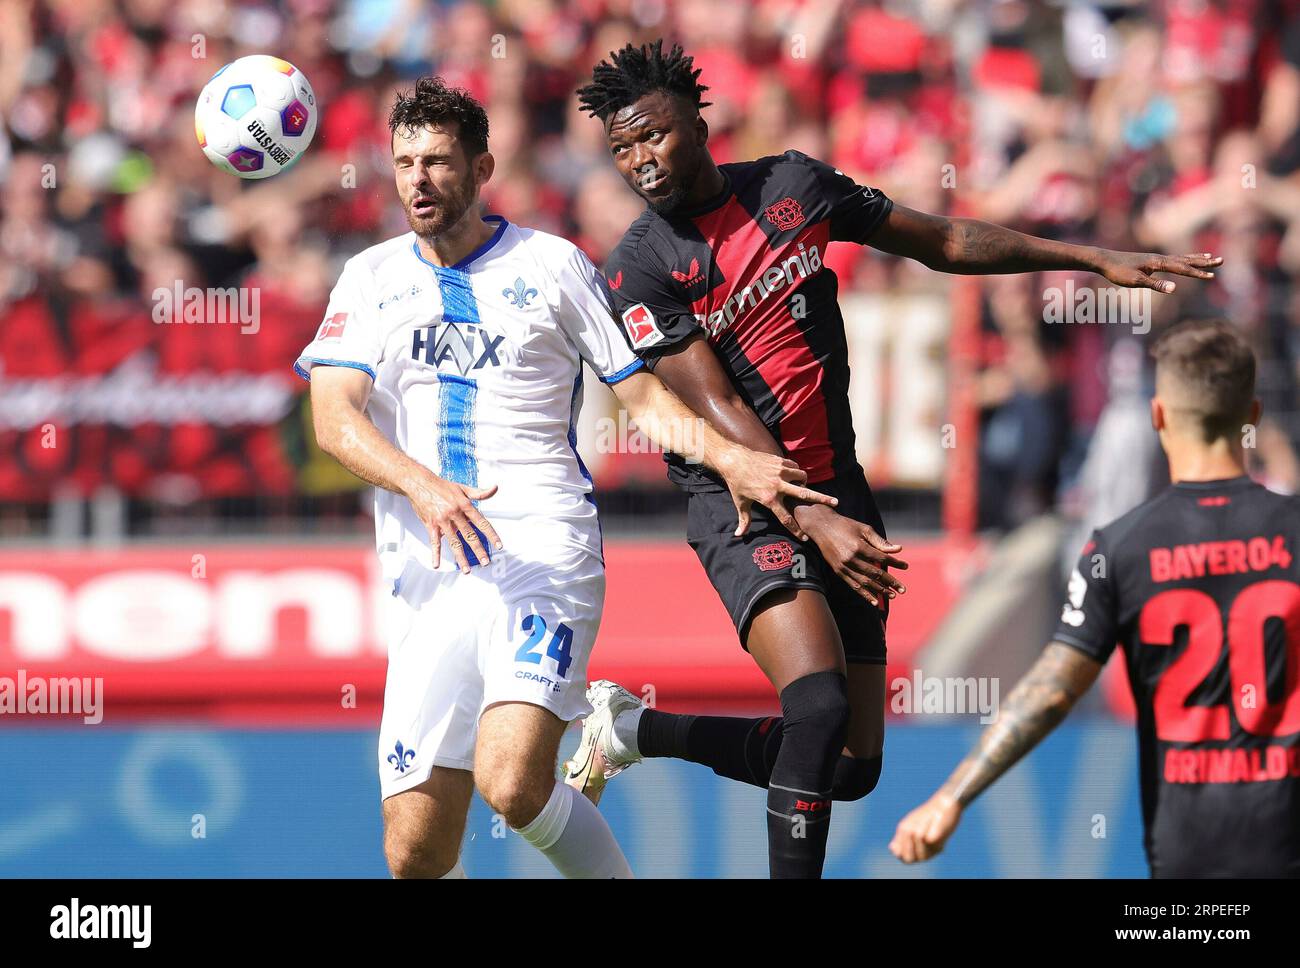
[195, 54, 318, 179]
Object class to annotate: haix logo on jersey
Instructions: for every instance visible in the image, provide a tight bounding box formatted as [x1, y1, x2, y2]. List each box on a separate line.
[411, 321, 504, 374]
[694, 242, 824, 338]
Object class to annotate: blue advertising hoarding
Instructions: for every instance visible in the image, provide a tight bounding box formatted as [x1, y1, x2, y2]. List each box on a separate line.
[0, 722, 1146, 878]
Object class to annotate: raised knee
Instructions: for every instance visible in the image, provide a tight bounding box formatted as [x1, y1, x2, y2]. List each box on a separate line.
[832, 753, 882, 801]
[781, 671, 851, 749]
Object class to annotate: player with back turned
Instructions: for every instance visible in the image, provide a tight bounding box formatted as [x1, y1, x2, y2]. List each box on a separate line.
[893, 320, 1300, 877]
[564, 39, 1224, 879]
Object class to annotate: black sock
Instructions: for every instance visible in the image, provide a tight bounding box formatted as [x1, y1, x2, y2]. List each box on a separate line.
[765, 671, 849, 879]
[637, 709, 782, 785]
[637, 710, 882, 800]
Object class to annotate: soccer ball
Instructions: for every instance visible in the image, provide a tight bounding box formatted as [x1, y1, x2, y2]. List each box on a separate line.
[194, 55, 318, 179]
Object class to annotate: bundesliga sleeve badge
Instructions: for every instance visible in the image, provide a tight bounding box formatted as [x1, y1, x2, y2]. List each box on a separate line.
[315, 312, 347, 341]
[621, 303, 665, 349]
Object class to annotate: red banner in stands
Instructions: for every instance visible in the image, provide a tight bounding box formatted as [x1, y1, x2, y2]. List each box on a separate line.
[0, 540, 974, 723]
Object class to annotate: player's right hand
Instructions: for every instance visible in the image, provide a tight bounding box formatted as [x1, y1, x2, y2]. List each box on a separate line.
[407, 473, 503, 574]
[1091, 249, 1221, 293]
[798, 507, 908, 607]
[718, 448, 838, 541]
[890, 792, 962, 864]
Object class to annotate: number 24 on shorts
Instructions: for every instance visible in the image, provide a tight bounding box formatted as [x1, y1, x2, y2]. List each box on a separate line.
[515, 614, 574, 679]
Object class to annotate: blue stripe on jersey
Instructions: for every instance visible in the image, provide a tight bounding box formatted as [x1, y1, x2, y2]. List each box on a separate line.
[409, 224, 509, 570]
[599, 358, 645, 384]
[437, 372, 484, 567]
[436, 268, 481, 325]
[293, 358, 377, 382]
[427, 262, 482, 488]
[436, 372, 478, 488]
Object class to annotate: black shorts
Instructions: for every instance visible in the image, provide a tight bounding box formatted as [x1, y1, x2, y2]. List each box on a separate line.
[686, 466, 888, 664]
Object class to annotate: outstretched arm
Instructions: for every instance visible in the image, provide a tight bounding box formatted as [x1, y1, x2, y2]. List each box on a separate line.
[870, 203, 1221, 293]
[889, 642, 1103, 863]
[609, 368, 837, 536]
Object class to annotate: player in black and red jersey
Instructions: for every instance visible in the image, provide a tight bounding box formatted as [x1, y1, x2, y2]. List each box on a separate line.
[893, 320, 1300, 877]
[563, 40, 1221, 879]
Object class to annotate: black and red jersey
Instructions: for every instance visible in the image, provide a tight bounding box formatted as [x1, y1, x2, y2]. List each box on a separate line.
[603, 150, 893, 491]
[1053, 476, 1300, 877]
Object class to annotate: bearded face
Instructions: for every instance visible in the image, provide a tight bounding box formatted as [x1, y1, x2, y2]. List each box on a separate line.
[393, 123, 483, 240]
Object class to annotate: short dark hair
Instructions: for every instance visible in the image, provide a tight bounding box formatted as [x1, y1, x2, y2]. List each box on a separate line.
[576, 39, 712, 122]
[388, 76, 489, 157]
[1151, 319, 1256, 440]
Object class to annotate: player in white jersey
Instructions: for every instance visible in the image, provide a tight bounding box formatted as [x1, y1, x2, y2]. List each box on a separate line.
[296, 77, 835, 878]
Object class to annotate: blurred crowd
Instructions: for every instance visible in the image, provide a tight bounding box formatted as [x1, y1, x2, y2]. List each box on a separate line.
[1, 0, 1299, 531]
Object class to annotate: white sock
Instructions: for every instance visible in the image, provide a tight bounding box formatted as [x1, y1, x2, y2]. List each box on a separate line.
[438, 859, 466, 879]
[609, 705, 645, 761]
[514, 781, 633, 878]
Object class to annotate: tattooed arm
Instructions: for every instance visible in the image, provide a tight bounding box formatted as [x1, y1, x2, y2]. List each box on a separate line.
[888, 642, 1104, 864]
[942, 643, 1103, 805]
[868, 203, 1220, 293]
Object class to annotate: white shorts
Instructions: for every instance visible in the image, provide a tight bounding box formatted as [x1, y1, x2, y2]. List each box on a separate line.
[377, 536, 605, 799]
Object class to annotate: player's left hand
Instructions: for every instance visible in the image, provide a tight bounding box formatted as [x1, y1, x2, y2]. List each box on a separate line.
[717, 447, 838, 540]
[1092, 250, 1221, 293]
[890, 792, 962, 863]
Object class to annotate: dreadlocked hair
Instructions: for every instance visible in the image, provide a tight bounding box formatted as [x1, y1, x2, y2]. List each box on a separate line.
[576, 39, 712, 122]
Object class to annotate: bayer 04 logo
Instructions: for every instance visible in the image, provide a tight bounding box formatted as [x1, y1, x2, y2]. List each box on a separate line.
[194, 54, 318, 179]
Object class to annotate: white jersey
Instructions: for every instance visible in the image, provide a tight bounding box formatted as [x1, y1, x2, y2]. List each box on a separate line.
[294, 216, 643, 585]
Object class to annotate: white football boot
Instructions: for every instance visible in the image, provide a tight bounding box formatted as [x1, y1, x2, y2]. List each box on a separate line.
[563, 680, 644, 806]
